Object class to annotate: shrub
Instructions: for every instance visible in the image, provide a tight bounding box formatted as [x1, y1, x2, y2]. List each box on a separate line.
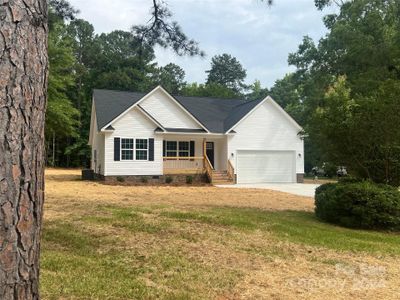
[186, 175, 193, 184]
[323, 162, 337, 178]
[165, 176, 173, 184]
[337, 176, 363, 184]
[116, 176, 125, 183]
[141, 177, 148, 183]
[315, 180, 400, 230]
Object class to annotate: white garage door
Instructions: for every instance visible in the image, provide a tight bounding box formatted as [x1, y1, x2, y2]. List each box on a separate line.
[236, 150, 296, 184]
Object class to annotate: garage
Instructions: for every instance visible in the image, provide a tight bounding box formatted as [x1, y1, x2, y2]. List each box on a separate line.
[236, 150, 296, 184]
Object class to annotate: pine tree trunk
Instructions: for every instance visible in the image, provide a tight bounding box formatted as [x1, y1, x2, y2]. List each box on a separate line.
[0, 0, 48, 299]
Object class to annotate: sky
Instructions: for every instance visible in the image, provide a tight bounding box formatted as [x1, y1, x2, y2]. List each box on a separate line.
[68, 0, 330, 88]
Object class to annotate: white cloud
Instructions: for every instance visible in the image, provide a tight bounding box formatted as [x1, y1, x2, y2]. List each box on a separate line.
[69, 0, 329, 88]
[69, 0, 150, 33]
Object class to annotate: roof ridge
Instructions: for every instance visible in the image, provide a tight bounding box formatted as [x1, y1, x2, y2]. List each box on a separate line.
[230, 97, 263, 109]
[173, 94, 246, 102]
[93, 88, 146, 93]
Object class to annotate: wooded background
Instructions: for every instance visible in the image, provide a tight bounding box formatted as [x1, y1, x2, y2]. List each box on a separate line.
[48, 0, 400, 183]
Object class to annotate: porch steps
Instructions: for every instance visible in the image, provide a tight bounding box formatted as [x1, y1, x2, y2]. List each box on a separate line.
[211, 170, 234, 185]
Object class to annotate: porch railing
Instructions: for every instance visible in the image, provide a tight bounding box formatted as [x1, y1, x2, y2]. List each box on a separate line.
[227, 159, 235, 182]
[163, 157, 204, 173]
[204, 155, 214, 182]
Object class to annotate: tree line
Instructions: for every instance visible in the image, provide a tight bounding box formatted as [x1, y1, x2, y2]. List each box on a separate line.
[47, 2, 295, 169]
[2, 0, 400, 297]
[49, 0, 400, 185]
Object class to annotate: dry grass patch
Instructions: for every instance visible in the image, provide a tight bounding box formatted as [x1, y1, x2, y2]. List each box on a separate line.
[41, 169, 400, 299]
[44, 169, 313, 217]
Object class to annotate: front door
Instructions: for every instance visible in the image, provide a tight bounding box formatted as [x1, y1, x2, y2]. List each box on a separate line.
[206, 142, 215, 168]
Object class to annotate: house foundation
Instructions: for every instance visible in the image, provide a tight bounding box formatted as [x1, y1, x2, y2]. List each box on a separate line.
[296, 173, 304, 183]
[96, 173, 208, 185]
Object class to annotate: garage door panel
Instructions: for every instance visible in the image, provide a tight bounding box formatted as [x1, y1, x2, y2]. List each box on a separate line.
[237, 150, 295, 183]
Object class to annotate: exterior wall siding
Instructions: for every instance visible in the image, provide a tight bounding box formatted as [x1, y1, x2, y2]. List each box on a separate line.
[140, 89, 202, 129]
[91, 113, 105, 175]
[227, 101, 304, 175]
[104, 107, 163, 176]
[215, 137, 228, 170]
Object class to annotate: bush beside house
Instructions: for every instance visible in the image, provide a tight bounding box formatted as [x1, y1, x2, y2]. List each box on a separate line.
[315, 180, 400, 231]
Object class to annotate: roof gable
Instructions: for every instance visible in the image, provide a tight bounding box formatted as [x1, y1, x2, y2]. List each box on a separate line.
[225, 96, 302, 134]
[223, 99, 264, 133]
[138, 88, 206, 131]
[91, 88, 301, 134]
[93, 89, 146, 130]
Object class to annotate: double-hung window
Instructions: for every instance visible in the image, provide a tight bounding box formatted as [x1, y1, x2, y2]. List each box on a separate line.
[165, 141, 191, 158]
[166, 141, 177, 157]
[121, 138, 134, 160]
[136, 139, 148, 160]
[178, 141, 190, 157]
[120, 138, 148, 161]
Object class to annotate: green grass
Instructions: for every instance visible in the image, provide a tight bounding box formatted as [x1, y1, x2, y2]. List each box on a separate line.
[161, 207, 400, 255]
[42, 221, 151, 299]
[41, 207, 242, 299]
[83, 205, 168, 234]
[41, 204, 400, 299]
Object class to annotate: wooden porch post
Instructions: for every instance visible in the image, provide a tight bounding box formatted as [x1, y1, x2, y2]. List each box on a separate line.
[203, 138, 206, 169]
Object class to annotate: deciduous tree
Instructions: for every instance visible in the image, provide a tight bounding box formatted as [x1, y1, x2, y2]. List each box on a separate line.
[286, 0, 400, 178]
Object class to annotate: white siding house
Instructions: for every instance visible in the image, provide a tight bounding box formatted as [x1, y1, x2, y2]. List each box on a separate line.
[104, 108, 163, 176]
[139, 89, 203, 130]
[89, 86, 304, 184]
[227, 100, 304, 183]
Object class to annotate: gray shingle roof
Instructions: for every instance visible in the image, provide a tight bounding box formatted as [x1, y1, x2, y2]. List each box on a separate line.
[173, 95, 246, 133]
[93, 89, 146, 130]
[93, 88, 264, 133]
[223, 99, 263, 132]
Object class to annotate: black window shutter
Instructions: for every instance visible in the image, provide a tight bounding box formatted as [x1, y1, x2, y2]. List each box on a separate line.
[114, 137, 120, 161]
[149, 138, 154, 161]
[163, 140, 166, 157]
[190, 141, 195, 157]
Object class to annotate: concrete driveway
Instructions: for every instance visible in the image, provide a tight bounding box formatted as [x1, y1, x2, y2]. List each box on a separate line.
[215, 183, 320, 197]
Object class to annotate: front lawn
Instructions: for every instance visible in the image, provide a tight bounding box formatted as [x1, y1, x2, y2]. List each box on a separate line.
[41, 169, 400, 299]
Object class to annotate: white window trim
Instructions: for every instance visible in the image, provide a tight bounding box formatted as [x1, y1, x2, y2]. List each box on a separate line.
[135, 138, 149, 161]
[164, 140, 192, 158]
[120, 138, 134, 161]
[165, 140, 178, 157]
[178, 141, 190, 157]
[119, 137, 149, 161]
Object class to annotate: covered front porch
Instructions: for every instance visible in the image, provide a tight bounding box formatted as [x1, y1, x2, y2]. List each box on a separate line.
[159, 133, 234, 183]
